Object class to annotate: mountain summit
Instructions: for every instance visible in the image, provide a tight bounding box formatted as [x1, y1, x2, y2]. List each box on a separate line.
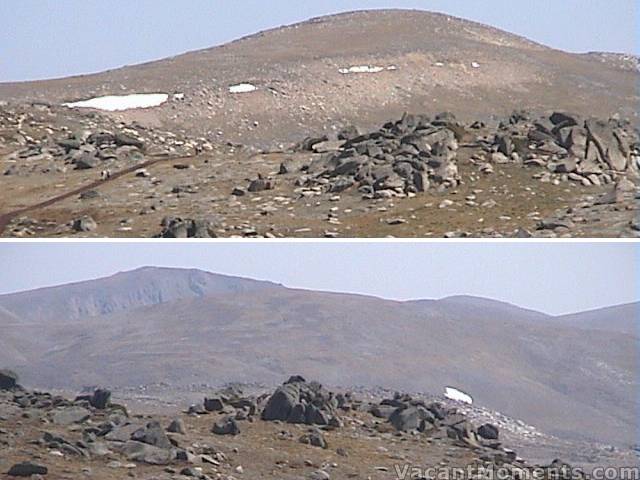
[0, 267, 278, 322]
[0, 10, 637, 144]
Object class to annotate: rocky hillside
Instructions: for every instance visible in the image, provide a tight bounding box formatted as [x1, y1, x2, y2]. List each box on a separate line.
[0, 267, 278, 322]
[0, 10, 638, 239]
[0, 268, 637, 449]
[0, 10, 637, 146]
[4, 373, 627, 479]
[1, 105, 638, 239]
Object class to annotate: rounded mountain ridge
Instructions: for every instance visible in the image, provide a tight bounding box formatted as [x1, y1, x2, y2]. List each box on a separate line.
[1, 8, 636, 147]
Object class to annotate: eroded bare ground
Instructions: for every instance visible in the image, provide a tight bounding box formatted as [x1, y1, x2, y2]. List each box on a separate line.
[0, 104, 638, 238]
[0, 375, 635, 480]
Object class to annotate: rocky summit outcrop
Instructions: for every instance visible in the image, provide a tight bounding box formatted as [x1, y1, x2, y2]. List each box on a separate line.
[292, 113, 462, 198]
[493, 111, 638, 180]
[261, 376, 346, 426]
[288, 111, 639, 200]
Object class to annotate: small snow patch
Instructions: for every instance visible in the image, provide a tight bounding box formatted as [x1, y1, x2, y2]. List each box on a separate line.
[173, 93, 185, 101]
[339, 65, 397, 74]
[229, 83, 257, 94]
[63, 93, 169, 112]
[445, 387, 473, 404]
[471, 62, 481, 69]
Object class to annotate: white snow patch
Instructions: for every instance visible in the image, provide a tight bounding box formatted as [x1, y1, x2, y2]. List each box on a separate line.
[339, 65, 397, 74]
[63, 93, 169, 112]
[471, 62, 481, 69]
[229, 83, 257, 94]
[445, 387, 473, 404]
[173, 93, 185, 101]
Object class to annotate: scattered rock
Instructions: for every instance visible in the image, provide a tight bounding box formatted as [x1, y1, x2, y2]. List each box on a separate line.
[51, 407, 91, 426]
[309, 470, 331, 480]
[389, 405, 434, 432]
[299, 428, 328, 449]
[211, 416, 240, 435]
[248, 175, 275, 193]
[477, 423, 500, 440]
[72, 216, 97, 233]
[74, 152, 101, 170]
[7, 462, 48, 477]
[79, 190, 100, 200]
[121, 440, 175, 465]
[204, 397, 225, 412]
[295, 136, 329, 152]
[131, 421, 173, 449]
[167, 418, 186, 434]
[90, 389, 111, 409]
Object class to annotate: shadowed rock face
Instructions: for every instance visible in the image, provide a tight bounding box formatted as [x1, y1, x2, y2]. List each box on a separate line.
[0, 369, 19, 390]
[0, 10, 637, 146]
[0, 266, 279, 322]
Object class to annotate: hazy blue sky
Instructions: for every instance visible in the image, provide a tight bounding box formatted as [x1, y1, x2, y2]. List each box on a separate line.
[0, 242, 637, 315]
[1, 0, 638, 82]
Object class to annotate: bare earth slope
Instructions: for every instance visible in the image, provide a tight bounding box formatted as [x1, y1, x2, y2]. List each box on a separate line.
[556, 302, 640, 336]
[0, 10, 638, 146]
[0, 268, 637, 449]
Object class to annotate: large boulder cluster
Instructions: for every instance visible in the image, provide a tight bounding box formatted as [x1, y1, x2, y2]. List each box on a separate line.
[3, 123, 148, 175]
[261, 375, 348, 426]
[293, 113, 462, 198]
[0, 382, 227, 469]
[364, 393, 580, 478]
[186, 385, 260, 436]
[287, 110, 639, 200]
[371, 392, 498, 446]
[0, 103, 210, 176]
[370, 393, 536, 475]
[486, 111, 640, 185]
